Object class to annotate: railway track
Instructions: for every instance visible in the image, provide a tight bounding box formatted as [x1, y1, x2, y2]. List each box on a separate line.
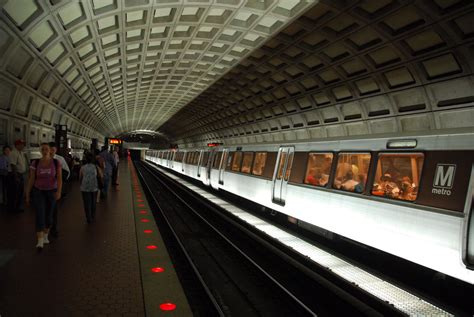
[135, 161, 406, 316]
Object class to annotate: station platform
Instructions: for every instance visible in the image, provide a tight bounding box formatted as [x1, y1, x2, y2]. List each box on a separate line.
[0, 160, 191, 317]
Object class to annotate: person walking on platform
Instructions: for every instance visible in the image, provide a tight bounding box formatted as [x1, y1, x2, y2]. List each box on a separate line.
[112, 146, 120, 186]
[25, 143, 62, 250]
[98, 146, 115, 198]
[94, 149, 104, 203]
[79, 153, 102, 223]
[49, 142, 70, 238]
[9, 139, 28, 213]
[0, 145, 12, 207]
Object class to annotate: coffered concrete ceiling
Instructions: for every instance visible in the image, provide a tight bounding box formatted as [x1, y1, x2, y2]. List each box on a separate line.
[158, 0, 474, 146]
[0, 0, 317, 137]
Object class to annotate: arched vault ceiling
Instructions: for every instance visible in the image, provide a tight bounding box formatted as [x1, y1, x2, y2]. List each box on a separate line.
[159, 0, 474, 143]
[0, 0, 317, 135]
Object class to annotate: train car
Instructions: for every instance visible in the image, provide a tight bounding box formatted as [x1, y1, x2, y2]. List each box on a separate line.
[146, 131, 474, 284]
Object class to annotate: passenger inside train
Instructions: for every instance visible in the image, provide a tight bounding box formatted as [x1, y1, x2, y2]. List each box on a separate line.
[304, 153, 333, 186]
[252, 153, 267, 176]
[241, 152, 254, 174]
[372, 154, 423, 201]
[333, 153, 371, 193]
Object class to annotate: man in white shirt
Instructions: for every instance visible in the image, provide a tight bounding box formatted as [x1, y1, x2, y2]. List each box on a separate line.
[49, 142, 70, 180]
[9, 139, 28, 212]
[49, 142, 70, 237]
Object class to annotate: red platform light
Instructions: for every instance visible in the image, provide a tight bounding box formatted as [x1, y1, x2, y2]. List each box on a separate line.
[137, 199, 144, 202]
[160, 303, 176, 311]
[151, 267, 164, 273]
[144, 230, 153, 234]
[138, 204, 145, 207]
[141, 219, 150, 223]
[146, 245, 157, 250]
[139, 210, 147, 214]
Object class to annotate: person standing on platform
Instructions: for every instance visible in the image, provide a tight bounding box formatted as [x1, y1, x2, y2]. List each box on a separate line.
[0, 145, 12, 207]
[94, 149, 104, 203]
[9, 139, 28, 213]
[98, 146, 115, 198]
[25, 143, 62, 250]
[112, 146, 120, 186]
[48, 142, 70, 238]
[79, 152, 102, 224]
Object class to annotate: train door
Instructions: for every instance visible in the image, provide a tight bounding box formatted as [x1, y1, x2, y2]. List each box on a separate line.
[218, 148, 229, 185]
[182, 152, 187, 172]
[198, 151, 210, 184]
[170, 151, 176, 169]
[206, 150, 215, 183]
[166, 151, 171, 167]
[197, 150, 203, 177]
[463, 165, 474, 269]
[272, 146, 294, 205]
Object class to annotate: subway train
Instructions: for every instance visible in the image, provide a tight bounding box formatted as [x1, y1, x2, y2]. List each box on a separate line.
[145, 131, 474, 285]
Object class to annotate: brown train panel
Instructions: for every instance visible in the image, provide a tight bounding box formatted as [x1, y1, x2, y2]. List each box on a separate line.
[262, 152, 278, 179]
[416, 150, 473, 213]
[289, 152, 308, 184]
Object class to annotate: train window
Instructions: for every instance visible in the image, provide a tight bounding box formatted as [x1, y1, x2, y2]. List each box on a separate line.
[213, 152, 222, 169]
[241, 152, 254, 174]
[333, 153, 371, 193]
[276, 152, 287, 180]
[372, 153, 424, 201]
[304, 153, 334, 187]
[252, 152, 267, 176]
[231, 152, 243, 172]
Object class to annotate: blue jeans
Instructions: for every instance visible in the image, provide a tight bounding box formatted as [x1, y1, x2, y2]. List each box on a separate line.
[81, 191, 97, 223]
[32, 188, 57, 231]
[101, 171, 111, 197]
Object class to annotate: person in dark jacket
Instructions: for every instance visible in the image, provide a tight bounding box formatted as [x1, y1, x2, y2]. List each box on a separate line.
[79, 152, 102, 223]
[98, 146, 115, 198]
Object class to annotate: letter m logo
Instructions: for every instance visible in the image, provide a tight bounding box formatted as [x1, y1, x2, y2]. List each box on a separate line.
[433, 164, 456, 189]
